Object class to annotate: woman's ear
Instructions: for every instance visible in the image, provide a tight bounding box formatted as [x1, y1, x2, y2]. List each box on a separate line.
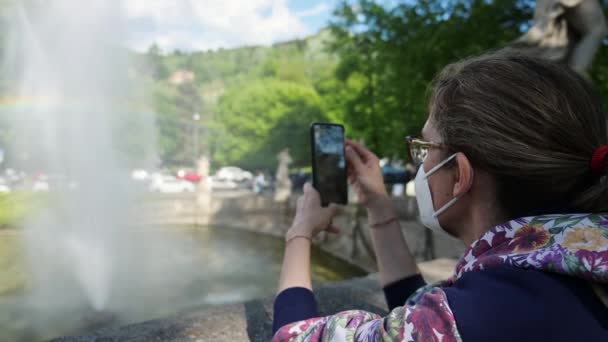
[453, 153, 474, 197]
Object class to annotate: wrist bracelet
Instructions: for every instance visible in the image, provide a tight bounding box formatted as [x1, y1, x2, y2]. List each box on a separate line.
[285, 234, 312, 244]
[370, 216, 399, 229]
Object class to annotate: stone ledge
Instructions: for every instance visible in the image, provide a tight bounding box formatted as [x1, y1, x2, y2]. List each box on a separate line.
[137, 194, 465, 274]
[52, 259, 456, 342]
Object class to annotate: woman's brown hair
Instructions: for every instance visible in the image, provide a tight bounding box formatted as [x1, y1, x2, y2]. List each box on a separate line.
[429, 51, 608, 218]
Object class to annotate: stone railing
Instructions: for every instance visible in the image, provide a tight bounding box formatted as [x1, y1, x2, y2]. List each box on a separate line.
[136, 193, 465, 272]
[57, 194, 464, 341]
[53, 259, 457, 342]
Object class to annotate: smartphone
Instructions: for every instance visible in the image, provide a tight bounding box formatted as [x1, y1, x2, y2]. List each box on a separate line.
[310, 123, 347, 206]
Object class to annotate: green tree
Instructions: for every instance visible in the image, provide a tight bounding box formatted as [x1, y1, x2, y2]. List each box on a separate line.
[152, 82, 203, 166]
[328, 0, 533, 158]
[145, 44, 170, 81]
[211, 80, 327, 170]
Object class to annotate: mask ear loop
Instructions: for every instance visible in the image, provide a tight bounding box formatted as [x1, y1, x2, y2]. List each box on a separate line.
[424, 153, 458, 179]
[423, 153, 470, 218]
[433, 196, 460, 218]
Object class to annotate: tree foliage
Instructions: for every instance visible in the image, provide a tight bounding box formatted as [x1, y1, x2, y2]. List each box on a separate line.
[327, 0, 608, 160]
[3, 0, 608, 171]
[326, 0, 535, 158]
[136, 31, 339, 169]
[211, 80, 327, 170]
[133, 0, 608, 168]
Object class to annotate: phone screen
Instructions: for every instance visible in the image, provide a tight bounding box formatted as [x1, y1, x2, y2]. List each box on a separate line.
[311, 123, 347, 206]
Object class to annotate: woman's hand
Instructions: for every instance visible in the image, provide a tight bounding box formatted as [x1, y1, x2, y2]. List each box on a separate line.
[279, 182, 338, 293]
[287, 183, 341, 240]
[345, 139, 390, 210]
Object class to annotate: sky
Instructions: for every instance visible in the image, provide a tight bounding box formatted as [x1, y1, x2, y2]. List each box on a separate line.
[124, 0, 336, 53]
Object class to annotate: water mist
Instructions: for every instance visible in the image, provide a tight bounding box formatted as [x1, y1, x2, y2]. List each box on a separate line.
[2, 0, 203, 338]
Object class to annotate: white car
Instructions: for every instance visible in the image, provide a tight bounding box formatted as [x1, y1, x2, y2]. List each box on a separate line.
[32, 181, 50, 192]
[131, 169, 149, 181]
[214, 167, 253, 183]
[209, 176, 238, 190]
[0, 177, 10, 193]
[149, 176, 195, 193]
[0, 184, 10, 193]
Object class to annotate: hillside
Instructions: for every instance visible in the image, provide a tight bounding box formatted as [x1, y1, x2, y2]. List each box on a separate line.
[6, 0, 603, 173]
[0, 20, 342, 170]
[135, 29, 344, 169]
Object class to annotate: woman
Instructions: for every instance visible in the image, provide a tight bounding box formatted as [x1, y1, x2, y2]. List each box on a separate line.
[272, 52, 608, 341]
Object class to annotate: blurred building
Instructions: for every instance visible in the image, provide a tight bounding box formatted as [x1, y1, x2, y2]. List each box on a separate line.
[169, 70, 195, 85]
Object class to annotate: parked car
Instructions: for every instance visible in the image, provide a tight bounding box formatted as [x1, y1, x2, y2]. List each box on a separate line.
[32, 181, 50, 192]
[290, 171, 311, 191]
[149, 176, 196, 193]
[382, 165, 412, 185]
[214, 167, 253, 183]
[131, 169, 149, 181]
[176, 170, 202, 183]
[0, 177, 10, 193]
[209, 176, 238, 190]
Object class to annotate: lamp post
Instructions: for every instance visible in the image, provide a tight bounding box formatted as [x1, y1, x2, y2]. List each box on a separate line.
[193, 113, 201, 165]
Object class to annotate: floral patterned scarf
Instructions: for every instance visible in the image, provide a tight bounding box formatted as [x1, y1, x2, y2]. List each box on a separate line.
[273, 213, 608, 342]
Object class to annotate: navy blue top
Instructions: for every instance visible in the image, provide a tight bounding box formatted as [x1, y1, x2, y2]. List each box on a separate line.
[273, 287, 319, 334]
[382, 273, 426, 310]
[273, 266, 608, 340]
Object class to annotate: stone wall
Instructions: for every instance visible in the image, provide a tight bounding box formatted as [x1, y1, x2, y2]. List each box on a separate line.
[137, 193, 465, 273]
[53, 259, 457, 342]
[56, 194, 465, 341]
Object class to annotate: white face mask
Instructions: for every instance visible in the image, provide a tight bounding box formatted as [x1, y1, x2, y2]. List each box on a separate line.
[414, 154, 460, 234]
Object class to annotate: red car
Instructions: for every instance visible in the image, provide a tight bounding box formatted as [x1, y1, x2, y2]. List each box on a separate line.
[176, 170, 202, 183]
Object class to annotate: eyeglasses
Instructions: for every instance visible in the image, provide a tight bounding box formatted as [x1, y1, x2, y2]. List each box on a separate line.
[406, 136, 445, 166]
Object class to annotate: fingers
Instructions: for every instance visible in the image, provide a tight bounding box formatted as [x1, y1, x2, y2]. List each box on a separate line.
[347, 167, 359, 185]
[345, 139, 377, 162]
[296, 195, 306, 212]
[347, 167, 355, 181]
[327, 225, 341, 234]
[304, 182, 321, 198]
[328, 203, 340, 215]
[301, 182, 324, 212]
[320, 204, 340, 230]
[345, 145, 366, 174]
[326, 213, 341, 234]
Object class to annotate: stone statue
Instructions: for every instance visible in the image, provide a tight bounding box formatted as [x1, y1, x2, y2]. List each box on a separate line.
[197, 155, 210, 180]
[196, 155, 211, 222]
[512, 0, 607, 75]
[274, 149, 293, 203]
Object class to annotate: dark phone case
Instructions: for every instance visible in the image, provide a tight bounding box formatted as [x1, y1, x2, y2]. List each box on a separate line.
[310, 122, 348, 206]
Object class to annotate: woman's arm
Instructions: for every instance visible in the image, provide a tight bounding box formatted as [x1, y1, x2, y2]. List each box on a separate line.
[276, 186, 339, 293]
[277, 235, 313, 292]
[273, 184, 340, 333]
[345, 141, 420, 287]
[274, 238, 318, 334]
[274, 140, 424, 334]
[367, 196, 420, 286]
